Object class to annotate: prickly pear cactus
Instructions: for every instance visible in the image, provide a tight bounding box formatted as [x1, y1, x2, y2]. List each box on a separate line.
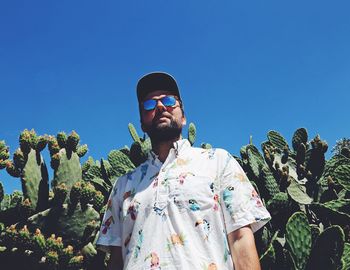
[0, 126, 349, 270]
[306, 225, 345, 270]
[25, 203, 100, 248]
[0, 140, 10, 170]
[128, 123, 151, 166]
[50, 131, 87, 198]
[285, 212, 312, 270]
[187, 122, 196, 146]
[236, 128, 349, 270]
[5, 130, 49, 211]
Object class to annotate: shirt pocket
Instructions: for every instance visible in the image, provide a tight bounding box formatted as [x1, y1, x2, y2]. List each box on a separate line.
[176, 174, 217, 212]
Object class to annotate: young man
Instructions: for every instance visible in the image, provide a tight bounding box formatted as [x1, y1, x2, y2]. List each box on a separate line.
[97, 72, 271, 270]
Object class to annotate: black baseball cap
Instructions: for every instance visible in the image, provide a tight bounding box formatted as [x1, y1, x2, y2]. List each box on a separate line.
[136, 72, 181, 102]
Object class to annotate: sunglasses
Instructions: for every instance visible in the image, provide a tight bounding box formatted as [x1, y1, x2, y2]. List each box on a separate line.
[142, 95, 179, 111]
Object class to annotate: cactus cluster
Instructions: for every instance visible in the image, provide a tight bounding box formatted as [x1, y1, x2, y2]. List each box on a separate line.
[0, 130, 105, 269]
[236, 128, 349, 270]
[0, 126, 349, 270]
[0, 225, 87, 269]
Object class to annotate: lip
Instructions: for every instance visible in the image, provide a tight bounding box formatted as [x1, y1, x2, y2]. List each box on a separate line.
[155, 117, 168, 123]
[155, 113, 170, 120]
[153, 114, 170, 125]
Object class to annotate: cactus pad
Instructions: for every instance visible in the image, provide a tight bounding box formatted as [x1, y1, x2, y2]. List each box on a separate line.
[188, 122, 196, 146]
[306, 225, 345, 270]
[287, 177, 313, 204]
[292, 128, 308, 152]
[267, 130, 289, 150]
[285, 212, 311, 270]
[334, 165, 350, 191]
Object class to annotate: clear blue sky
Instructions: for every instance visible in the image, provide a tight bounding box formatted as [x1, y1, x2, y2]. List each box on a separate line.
[1, 1, 350, 193]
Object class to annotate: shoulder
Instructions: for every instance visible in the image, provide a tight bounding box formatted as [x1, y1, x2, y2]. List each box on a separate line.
[111, 160, 149, 195]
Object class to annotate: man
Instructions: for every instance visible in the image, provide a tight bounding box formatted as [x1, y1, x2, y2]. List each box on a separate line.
[97, 72, 271, 270]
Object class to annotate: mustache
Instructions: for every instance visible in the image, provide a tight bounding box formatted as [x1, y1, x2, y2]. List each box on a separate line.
[153, 112, 172, 121]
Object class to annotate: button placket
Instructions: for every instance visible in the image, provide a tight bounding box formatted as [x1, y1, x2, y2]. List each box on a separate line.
[153, 152, 176, 210]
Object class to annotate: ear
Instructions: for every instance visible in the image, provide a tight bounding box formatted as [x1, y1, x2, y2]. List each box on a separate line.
[182, 115, 187, 127]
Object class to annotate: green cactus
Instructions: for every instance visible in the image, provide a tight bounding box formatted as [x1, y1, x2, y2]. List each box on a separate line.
[127, 123, 152, 167]
[60, 245, 74, 266]
[83, 158, 103, 181]
[21, 148, 49, 211]
[128, 122, 142, 144]
[76, 144, 88, 158]
[292, 128, 308, 152]
[258, 167, 280, 201]
[81, 242, 97, 261]
[20, 198, 34, 218]
[57, 132, 68, 149]
[46, 234, 64, 253]
[66, 131, 80, 152]
[107, 150, 135, 178]
[201, 143, 212, 149]
[286, 177, 313, 205]
[93, 191, 104, 213]
[69, 181, 83, 206]
[32, 228, 46, 256]
[130, 140, 152, 167]
[259, 231, 278, 269]
[266, 192, 290, 216]
[53, 183, 69, 206]
[187, 122, 196, 146]
[306, 225, 345, 270]
[267, 130, 289, 151]
[80, 182, 96, 208]
[67, 255, 84, 269]
[26, 203, 100, 248]
[51, 131, 86, 202]
[19, 129, 34, 155]
[0, 181, 3, 203]
[17, 225, 33, 250]
[1, 126, 350, 270]
[305, 135, 327, 184]
[285, 212, 312, 270]
[341, 242, 350, 270]
[310, 201, 350, 227]
[45, 250, 59, 268]
[334, 165, 350, 191]
[4, 130, 50, 211]
[0, 140, 10, 170]
[323, 199, 350, 214]
[320, 154, 350, 187]
[246, 144, 266, 180]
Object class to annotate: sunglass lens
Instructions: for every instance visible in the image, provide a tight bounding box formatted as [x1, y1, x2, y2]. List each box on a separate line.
[161, 96, 176, 106]
[143, 99, 157, 111]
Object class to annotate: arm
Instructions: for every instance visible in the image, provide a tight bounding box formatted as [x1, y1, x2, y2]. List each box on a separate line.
[227, 225, 261, 270]
[107, 246, 123, 270]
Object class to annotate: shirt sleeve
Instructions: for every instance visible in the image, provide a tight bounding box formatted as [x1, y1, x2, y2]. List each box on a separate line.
[219, 152, 271, 234]
[96, 178, 123, 252]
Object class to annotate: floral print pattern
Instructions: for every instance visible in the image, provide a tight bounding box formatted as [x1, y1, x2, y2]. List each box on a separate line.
[97, 139, 271, 269]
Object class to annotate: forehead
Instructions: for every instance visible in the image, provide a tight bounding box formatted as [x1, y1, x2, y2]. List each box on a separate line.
[142, 90, 175, 100]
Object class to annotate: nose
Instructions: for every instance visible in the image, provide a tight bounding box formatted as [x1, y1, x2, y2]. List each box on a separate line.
[155, 99, 167, 111]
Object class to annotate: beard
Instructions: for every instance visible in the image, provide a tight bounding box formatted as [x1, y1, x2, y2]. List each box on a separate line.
[145, 117, 183, 143]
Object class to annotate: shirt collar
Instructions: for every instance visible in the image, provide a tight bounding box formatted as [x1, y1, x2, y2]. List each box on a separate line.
[147, 139, 191, 164]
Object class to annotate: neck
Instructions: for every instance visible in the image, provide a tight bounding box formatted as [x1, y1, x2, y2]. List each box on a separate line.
[151, 135, 182, 162]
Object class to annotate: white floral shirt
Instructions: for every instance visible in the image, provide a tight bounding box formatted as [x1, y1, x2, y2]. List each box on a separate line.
[97, 139, 271, 270]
